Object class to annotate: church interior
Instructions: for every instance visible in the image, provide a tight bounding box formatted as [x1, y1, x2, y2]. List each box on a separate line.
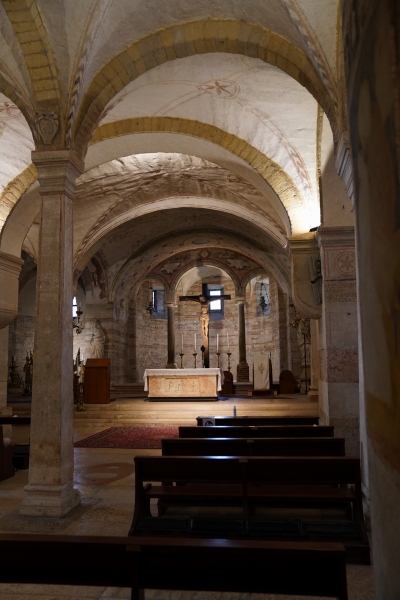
[0, 0, 399, 598]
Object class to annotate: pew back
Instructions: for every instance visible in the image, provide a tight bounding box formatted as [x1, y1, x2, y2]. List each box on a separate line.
[179, 425, 334, 438]
[0, 533, 348, 600]
[196, 416, 319, 426]
[162, 436, 345, 456]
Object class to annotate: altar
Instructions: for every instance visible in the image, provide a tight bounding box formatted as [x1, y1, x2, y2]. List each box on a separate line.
[144, 368, 224, 400]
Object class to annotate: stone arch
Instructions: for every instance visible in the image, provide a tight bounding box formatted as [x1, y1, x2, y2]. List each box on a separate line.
[2, 0, 63, 135]
[73, 196, 289, 274]
[89, 118, 308, 235]
[171, 259, 242, 302]
[73, 19, 337, 152]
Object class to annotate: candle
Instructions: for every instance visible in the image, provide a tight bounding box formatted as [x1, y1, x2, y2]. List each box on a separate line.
[194, 333, 197, 351]
[227, 333, 230, 351]
[181, 333, 184, 353]
[217, 333, 219, 352]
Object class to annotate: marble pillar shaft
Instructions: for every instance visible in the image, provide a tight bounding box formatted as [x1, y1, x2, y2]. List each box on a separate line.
[21, 151, 83, 517]
[238, 301, 247, 364]
[166, 304, 177, 368]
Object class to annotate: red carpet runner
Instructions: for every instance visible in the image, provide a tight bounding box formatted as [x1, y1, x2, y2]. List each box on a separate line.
[74, 426, 178, 449]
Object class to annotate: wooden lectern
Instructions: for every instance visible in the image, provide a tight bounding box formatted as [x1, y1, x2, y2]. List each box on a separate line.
[84, 358, 110, 404]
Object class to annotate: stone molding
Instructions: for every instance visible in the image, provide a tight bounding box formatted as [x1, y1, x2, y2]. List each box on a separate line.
[289, 234, 322, 319]
[0, 251, 24, 329]
[335, 132, 355, 206]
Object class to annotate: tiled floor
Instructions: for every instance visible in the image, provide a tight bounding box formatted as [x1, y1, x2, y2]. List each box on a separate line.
[0, 397, 376, 599]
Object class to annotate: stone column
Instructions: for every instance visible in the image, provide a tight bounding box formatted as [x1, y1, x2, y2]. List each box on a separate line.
[20, 150, 83, 517]
[317, 226, 359, 455]
[0, 327, 12, 437]
[307, 319, 319, 403]
[166, 303, 177, 369]
[236, 299, 249, 382]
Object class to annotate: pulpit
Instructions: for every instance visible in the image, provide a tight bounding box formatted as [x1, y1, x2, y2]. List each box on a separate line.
[84, 358, 111, 404]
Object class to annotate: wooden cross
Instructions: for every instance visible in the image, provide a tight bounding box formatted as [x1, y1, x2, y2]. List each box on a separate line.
[179, 284, 231, 368]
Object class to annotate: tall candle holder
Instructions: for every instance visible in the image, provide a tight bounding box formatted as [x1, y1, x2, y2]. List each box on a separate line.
[216, 352, 221, 368]
[179, 353, 184, 369]
[227, 352, 232, 372]
[193, 352, 198, 368]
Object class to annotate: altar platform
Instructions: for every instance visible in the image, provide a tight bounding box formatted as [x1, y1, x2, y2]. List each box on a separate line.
[143, 368, 223, 401]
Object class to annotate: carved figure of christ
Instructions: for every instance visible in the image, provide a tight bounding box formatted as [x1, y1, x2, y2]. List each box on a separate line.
[179, 289, 232, 341]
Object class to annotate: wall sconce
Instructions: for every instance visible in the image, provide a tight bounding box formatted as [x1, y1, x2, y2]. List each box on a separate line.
[146, 284, 155, 316]
[73, 304, 84, 334]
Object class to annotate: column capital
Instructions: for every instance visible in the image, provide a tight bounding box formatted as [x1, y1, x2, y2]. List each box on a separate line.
[31, 150, 84, 198]
[235, 297, 246, 306]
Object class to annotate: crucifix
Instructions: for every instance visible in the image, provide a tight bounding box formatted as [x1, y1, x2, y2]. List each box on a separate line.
[179, 283, 231, 368]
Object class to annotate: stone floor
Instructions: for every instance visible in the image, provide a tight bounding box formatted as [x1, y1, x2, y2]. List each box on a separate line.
[0, 397, 376, 599]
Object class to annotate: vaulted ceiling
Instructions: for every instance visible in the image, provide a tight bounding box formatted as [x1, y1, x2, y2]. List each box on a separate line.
[0, 0, 350, 299]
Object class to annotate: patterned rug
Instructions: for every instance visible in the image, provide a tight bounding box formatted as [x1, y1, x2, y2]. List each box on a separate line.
[74, 426, 179, 449]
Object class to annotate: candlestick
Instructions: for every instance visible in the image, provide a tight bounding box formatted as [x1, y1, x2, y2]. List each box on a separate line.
[227, 352, 232, 372]
[217, 333, 219, 352]
[227, 332, 230, 352]
[194, 333, 197, 351]
[181, 333, 184, 354]
[216, 351, 221, 368]
[179, 352, 184, 369]
[193, 352, 198, 368]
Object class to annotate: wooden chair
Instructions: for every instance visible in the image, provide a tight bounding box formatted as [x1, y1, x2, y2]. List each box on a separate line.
[279, 370, 298, 394]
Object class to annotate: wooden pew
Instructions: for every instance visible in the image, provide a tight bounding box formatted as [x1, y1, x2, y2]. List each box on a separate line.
[0, 533, 349, 600]
[0, 416, 31, 425]
[180, 425, 334, 438]
[0, 425, 15, 482]
[130, 455, 370, 564]
[0, 416, 31, 470]
[162, 436, 345, 457]
[196, 415, 319, 426]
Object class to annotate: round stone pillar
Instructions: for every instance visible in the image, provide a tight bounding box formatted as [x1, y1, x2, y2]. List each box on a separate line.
[166, 303, 177, 369]
[20, 150, 83, 517]
[236, 299, 249, 382]
[307, 319, 319, 403]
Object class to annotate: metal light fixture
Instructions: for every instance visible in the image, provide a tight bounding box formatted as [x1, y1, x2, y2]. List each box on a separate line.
[73, 304, 84, 334]
[146, 284, 155, 316]
[259, 281, 270, 314]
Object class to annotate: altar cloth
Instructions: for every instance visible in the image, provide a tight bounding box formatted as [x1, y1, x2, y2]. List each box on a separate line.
[143, 368, 224, 398]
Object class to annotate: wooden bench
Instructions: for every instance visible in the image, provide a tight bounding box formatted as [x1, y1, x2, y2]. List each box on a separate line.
[196, 415, 319, 426]
[162, 436, 345, 457]
[0, 425, 15, 482]
[130, 455, 369, 563]
[0, 416, 31, 425]
[0, 533, 348, 600]
[180, 425, 334, 438]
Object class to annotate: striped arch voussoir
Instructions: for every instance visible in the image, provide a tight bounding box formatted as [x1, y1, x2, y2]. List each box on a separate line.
[74, 19, 336, 153]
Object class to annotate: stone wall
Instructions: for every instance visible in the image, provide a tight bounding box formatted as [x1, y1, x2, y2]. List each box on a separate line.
[8, 315, 35, 380]
[129, 274, 288, 383]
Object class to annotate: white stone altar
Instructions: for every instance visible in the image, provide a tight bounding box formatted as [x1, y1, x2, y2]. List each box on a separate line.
[144, 368, 224, 399]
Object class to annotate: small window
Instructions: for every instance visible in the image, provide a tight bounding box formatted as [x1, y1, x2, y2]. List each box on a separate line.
[207, 285, 224, 320]
[152, 288, 167, 319]
[72, 296, 78, 318]
[209, 289, 222, 312]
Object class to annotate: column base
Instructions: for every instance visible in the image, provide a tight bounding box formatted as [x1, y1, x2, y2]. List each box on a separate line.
[307, 387, 319, 403]
[165, 362, 177, 369]
[20, 481, 81, 517]
[236, 363, 249, 382]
